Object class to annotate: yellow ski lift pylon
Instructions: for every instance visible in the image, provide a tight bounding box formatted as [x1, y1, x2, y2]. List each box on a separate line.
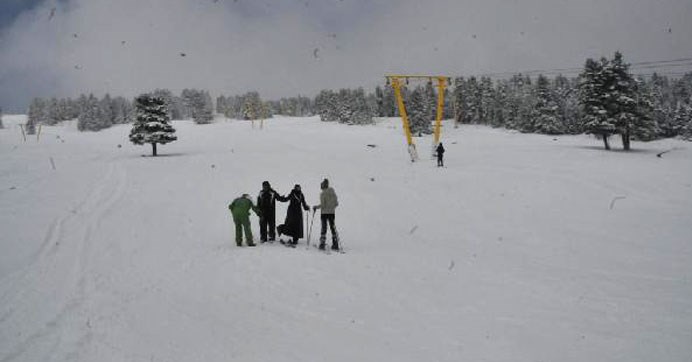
[385, 74, 450, 162]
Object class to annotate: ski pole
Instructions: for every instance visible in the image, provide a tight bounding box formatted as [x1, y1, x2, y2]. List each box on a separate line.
[306, 209, 316, 249]
[305, 210, 310, 247]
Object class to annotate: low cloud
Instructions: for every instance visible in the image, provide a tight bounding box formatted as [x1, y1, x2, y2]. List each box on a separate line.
[1, 0, 690, 112]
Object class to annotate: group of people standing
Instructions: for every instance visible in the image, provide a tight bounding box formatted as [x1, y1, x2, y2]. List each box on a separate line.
[228, 178, 340, 251]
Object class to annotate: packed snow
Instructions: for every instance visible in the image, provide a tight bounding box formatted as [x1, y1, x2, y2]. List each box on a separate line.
[1, 114, 691, 361]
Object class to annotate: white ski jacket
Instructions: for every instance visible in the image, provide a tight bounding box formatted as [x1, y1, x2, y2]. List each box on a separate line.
[317, 187, 338, 214]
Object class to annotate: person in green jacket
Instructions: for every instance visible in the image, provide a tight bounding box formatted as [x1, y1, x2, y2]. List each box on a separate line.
[229, 194, 261, 247]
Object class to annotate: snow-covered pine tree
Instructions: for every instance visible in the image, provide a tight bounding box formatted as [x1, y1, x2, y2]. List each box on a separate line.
[315, 90, 339, 122]
[46, 98, 61, 125]
[383, 85, 397, 117]
[241, 92, 263, 120]
[152, 89, 182, 120]
[66, 98, 80, 120]
[490, 80, 509, 128]
[463, 77, 479, 124]
[347, 88, 374, 125]
[517, 75, 536, 132]
[533, 74, 563, 134]
[218, 95, 234, 119]
[425, 81, 437, 121]
[679, 103, 692, 141]
[669, 101, 691, 138]
[27, 98, 47, 134]
[129, 94, 177, 156]
[630, 77, 658, 141]
[553, 75, 581, 134]
[407, 85, 433, 135]
[295, 96, 313, 116]
[452, 77, 465, 127]
[671, 73, 692, 111]
[259, 100, 273, 120]
[189, 91, 213, 124]
[216, 96, 227, 115]
[374, 86, 385, 117]
[58, 98, 71, 121]
[77, 94, 89, 115]
[443, 85, 454, 120]
[503, 74, 535, 131]
[233, 95, 244, 119]
[649, 74, 674, 138]
[289, 97, 300, 116]
[604, 52, 638, 150]
[203, 92, 214, 123]
[335, 89, 354, 124]
[100, 94, 115, 128]
[111, 96, 131, 124]
[77, 94, 104, 131]
[479, 77, 494, 125]
[281, 97, 296, 116]
[365, 91, 378, 120]
[579, 58, 616, 150]
[180, 89, 194, 119]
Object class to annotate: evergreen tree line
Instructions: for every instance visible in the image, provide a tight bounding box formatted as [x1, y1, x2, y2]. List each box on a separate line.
[148, 88, 213, 124]
[25, 94, 133, 134]
[20, 51, 692, 142]
[24, 88, 218, 133]
[216, 92, 271, 120]
[266, 96, 314, 117]
[314, 88, 375, 125]
[447, 53, 692, 146]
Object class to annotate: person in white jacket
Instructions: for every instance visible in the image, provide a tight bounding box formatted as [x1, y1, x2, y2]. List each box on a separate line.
[312, 178, 339, 250]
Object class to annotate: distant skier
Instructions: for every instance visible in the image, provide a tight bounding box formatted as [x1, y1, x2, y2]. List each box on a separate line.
[229, 194, 261, 247]
[435, 142, 445, 167]
[277, 184, 310, 245]
[257, 181, 282, 242]
[312, 178, 339, 251]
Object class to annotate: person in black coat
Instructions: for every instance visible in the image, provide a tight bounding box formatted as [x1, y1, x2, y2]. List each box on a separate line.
[257, 181, 282, 242]
[277, 184, 310, 245]
[435, 142, 445, 167]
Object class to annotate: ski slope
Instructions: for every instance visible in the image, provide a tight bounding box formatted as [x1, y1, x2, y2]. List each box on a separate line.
[1, 115, 691, 362]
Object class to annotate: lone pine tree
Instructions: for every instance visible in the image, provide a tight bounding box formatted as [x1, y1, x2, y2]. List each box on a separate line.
[129, 94, 177, 156]
[580, 58, 616, 150]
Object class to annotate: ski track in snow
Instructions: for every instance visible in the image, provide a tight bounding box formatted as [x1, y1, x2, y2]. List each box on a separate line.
[1, 116, 691, 362]
[1, 153, 129, 362]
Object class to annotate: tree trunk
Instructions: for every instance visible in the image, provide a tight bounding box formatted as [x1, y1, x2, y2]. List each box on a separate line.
[151, 142, 157, 156]
[621, 130, 631, 151]
[602, 134, 610, 150]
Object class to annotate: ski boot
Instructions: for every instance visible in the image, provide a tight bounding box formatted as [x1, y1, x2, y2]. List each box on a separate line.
[331, 234, 340, 251]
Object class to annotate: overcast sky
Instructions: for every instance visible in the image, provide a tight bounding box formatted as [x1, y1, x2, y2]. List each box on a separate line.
[1, 0, 691, 112]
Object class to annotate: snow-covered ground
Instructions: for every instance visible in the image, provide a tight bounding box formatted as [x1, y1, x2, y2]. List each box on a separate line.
[1, 114, 691, 362]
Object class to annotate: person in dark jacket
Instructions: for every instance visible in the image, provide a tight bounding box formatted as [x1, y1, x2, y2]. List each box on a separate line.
[277, 184, 310, 245]
[435, 142, 445, 167]
[257, 181, 282, 242]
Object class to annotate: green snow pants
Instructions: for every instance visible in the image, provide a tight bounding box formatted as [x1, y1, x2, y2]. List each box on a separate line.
[234, 217, 254, 246]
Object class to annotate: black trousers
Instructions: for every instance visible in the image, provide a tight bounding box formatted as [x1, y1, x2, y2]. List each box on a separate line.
[259, 214, 276, 241]
[437, 155, 444, 167]
[319, 214, 338, 244]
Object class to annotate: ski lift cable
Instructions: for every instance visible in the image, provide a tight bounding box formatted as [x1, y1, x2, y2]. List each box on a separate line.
[469, 56, 692, 79]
